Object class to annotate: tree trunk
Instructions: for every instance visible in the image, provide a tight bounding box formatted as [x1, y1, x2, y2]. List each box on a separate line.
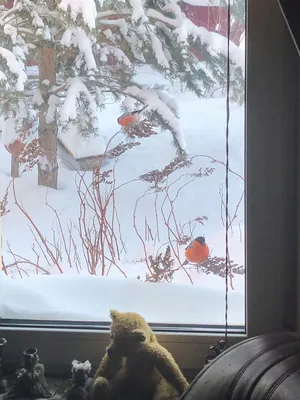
[10, 153, 19, 178]
[38, 46, 58, 189]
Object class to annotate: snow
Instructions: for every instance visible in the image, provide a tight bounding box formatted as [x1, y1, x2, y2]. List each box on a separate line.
[182, 0, 222, 5]
[12, 45, 26, 62]
[155, 91, 178, 115]
[16, 99, 28, 122]
[239, 34, 245, 51]
[186, 22, 244, 69]
[127, 33, 145, 62]
[101, 45, 132, 67]
[0, 274, 244, 325]
[60, 28, 97, 70]
[0, 47, 27, 91]
[59, 121, 105, 159]
[99, 18, 128, 37]
[146, 7, 245, 72]
[1, 118, 18, 146]
[46, 95, 60, 124]
[128, 0, 148, 22]
[31, 10, 44, 28]
[57, 76, 106, 159]
[0, 66, 245, 327]
[182, 0, 234, 4]
[122, 96, 136, 112]
[59, 0, 97, 30]
[125, 86, 186, 151]
[4, 24, 17, 43]
[95, 2, 244, 74]
[0, 70, 7, 86]
[60, 77, 98, 124]
[38, 155, 53, 172]
[150, 33, 170, 69]
[0, 0, 249, 328]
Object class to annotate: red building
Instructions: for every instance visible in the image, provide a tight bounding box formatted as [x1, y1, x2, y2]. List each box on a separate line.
[4, 0, 13, 8]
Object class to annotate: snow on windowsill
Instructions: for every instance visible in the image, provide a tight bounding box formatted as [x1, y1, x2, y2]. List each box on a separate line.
[0, 272, 244, 326]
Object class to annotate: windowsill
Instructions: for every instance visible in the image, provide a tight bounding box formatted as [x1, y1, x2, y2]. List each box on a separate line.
[0, 374, 197, 397]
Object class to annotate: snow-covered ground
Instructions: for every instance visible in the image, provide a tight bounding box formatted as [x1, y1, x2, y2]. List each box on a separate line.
[0, 67, 245, 326]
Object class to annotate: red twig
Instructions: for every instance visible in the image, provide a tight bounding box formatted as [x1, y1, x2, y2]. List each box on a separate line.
[133, 190, 154, 278]
[1, 257, 8, 276]
[45, 198, 73, 271]
[6, 245, 50, 275]
[192, 154, 244, 181]
[11, 179, 63, 273]
[72, 132, 129, 276]
[154, 194, 160, 244]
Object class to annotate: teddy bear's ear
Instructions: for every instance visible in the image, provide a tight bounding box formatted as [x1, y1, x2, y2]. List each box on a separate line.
[110, 309, 120, 320]
[132, 329, 147, 342]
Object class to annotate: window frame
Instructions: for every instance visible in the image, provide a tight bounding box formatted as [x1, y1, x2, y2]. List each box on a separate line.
[1, 0, 299, 378]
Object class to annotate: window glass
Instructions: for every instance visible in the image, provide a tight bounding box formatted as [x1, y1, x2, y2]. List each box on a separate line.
[0, 0, 245, 330]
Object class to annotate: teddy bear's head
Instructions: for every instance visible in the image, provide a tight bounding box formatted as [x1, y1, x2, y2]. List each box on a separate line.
[106, 310, 156, 359]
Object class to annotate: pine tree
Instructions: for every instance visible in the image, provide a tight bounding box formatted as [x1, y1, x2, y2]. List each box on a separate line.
[0, 0, 244, 188]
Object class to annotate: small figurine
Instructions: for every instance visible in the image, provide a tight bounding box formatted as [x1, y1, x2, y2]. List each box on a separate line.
[4, 347, 52, 400]
[204, 339, 227, 366]
[0, 337, 8, 393]
[65, 360, 92, 400]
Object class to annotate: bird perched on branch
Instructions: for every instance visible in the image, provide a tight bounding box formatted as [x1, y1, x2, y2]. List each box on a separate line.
[117, 105, 148, 127]
[185, 236, 210, 264]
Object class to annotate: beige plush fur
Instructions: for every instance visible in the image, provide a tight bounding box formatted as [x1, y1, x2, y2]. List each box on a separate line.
[91, 310, 189, 400]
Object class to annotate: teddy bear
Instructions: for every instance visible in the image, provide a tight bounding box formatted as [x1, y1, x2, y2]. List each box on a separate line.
[91, 310, 189, 400]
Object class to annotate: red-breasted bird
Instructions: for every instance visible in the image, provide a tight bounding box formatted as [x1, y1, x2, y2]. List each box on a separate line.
[185, 236, 210, 264]
[117, 105, 148, 127]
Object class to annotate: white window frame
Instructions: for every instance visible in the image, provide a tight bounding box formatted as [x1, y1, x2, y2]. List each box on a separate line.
[1, 0, 299, 378]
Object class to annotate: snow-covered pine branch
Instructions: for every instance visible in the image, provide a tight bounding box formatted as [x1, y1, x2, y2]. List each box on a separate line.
[0, 0, 244, 157]
[125, 85, 185, 154]
[0, 47, 27, 92]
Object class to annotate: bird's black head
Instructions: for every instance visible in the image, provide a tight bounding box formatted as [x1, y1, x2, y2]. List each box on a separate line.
[195, 236, 206, 245]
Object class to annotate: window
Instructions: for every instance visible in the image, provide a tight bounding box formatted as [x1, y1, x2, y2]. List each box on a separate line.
[0, 0, 298, 378]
